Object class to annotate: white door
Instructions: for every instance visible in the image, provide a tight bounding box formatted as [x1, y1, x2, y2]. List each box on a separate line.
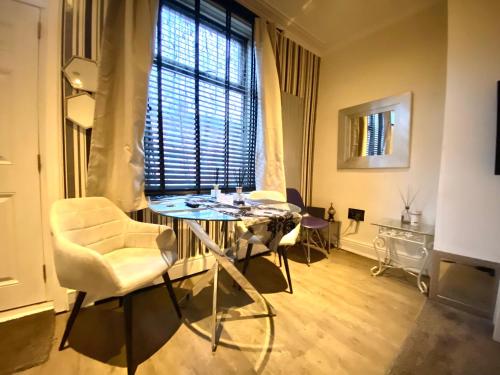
[0, 0, 46, 311]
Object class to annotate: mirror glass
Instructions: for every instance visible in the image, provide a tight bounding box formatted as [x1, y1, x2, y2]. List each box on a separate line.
[350, 110, 395, 157]
[338, 92, 412, 169]
[66, 93, 95, 129]
[63, 56, 98, 92]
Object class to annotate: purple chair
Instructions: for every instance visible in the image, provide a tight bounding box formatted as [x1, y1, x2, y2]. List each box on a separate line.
[286, 188, 331, 266]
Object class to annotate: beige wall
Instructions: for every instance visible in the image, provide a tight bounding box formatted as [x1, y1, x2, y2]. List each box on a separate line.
[435, 0, 500, 264]
[312, 1, 447, 257]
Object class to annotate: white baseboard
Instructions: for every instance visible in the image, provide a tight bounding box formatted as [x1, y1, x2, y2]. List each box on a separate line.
[339, 237, 378, 260]
[0, 301, 54, 323]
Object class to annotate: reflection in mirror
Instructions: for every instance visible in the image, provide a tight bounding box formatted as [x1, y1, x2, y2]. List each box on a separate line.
[350, 110, 395, 157]
[63, 56, 98, 92]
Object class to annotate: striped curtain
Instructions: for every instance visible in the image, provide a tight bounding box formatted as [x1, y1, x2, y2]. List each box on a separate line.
[274, 32, 321, 206]
[62, 0, 107, 198]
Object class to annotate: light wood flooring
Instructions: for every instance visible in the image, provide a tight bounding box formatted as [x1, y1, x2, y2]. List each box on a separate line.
[21, 247, 426, 375]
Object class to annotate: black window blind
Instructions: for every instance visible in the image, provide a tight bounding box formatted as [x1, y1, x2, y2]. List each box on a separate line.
[144, 0, 257, 194]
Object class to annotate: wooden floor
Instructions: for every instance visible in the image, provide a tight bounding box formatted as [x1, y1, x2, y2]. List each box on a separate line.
[21, 247, 425, 375]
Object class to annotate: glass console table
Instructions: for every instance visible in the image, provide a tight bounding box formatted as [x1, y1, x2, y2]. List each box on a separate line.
[371, 219, 434, 293]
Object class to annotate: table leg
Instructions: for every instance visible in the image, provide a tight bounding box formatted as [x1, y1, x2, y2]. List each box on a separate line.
[417, 244, 430, 294]
[371, 235, 387, 276]
[306, 230, 311, 266]
[184, 220, 276, 352]
[211, 260, 219, 351]
[327, 223, 331, 253]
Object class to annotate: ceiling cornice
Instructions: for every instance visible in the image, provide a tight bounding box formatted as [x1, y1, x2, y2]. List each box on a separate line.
[236, 0, 326, 56]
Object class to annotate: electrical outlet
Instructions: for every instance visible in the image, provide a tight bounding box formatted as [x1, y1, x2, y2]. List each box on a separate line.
[348, 208, 365, 222]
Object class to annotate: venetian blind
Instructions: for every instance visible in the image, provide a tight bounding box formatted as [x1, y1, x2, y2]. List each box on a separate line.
[144, 0, 257, 193]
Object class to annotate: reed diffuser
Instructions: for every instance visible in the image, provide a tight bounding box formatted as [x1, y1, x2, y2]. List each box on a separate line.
[399, 187, 417, 224]
[234, 168, 245, 205]
[211, 168, 220, 198]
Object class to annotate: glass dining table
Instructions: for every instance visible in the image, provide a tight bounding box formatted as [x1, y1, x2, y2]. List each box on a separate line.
[149, 194, 301, 351]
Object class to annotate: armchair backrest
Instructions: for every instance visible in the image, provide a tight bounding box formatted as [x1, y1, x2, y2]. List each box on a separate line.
[50, 197, 129, 255]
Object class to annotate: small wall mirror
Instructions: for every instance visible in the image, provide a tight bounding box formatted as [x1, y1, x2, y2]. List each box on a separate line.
[63, 56, 98, 92]
[66, 93, 95, 129]
[338, 92, 412, 169]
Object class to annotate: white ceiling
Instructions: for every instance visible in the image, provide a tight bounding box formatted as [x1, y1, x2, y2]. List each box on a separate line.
[238, 0, 441, 55]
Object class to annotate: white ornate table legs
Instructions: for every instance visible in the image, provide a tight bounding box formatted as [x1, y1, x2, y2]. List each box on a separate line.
[370, 221, 434, 294]
[371, 235, 388, 276]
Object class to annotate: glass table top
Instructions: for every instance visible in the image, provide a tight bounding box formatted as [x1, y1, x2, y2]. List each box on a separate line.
[371, 218, 435, 236]
[149, 194, 300, 221]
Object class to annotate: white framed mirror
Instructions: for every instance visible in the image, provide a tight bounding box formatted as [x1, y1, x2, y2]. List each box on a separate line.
[337, 92, 412, 169]
[63, 56, 98, 92]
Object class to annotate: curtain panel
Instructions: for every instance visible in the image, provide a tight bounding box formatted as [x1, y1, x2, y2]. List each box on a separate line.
[59, 0, 246, 280]
[254, 18, 287, 197]
[86, 0, 158, 212]
[274, 33, 321, 205]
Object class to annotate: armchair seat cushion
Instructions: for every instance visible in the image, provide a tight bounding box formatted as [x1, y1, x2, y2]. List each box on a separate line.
[103, 247, 178, 296]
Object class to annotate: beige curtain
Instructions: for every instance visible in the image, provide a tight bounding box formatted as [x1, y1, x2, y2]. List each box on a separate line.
[86, 0, 158, 212]
[254, 18, 287, 197]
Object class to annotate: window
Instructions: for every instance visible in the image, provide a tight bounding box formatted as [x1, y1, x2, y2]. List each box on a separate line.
[144, 0, 257, 194]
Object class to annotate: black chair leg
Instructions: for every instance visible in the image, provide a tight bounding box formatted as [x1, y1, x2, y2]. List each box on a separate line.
[123, 294, 136, 375]
[281, 248, 293, 294]
[278, 248, 283, 267]
[162, 272, 182, 319]
[59, 291, 86, 351]
[242, 243, 253, 275]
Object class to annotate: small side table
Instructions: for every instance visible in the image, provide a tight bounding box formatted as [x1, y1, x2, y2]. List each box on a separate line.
[324, 220, 340, 250]
[371, 219, 434, 293]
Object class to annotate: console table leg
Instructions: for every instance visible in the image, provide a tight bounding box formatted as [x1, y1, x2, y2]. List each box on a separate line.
[371, 235, 387, 276]
[417, 245, 430, 294]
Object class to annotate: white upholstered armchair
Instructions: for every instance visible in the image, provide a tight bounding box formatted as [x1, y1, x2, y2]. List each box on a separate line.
[50, 197, 180, 374]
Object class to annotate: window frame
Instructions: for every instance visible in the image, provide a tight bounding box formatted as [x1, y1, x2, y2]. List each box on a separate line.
[144, 0, 257, 196]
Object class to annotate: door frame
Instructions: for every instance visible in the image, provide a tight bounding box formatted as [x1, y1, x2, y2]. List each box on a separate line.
[0, 0, 65, 320]
[37, 0, 69, 312]
[11, 0, 69, 316]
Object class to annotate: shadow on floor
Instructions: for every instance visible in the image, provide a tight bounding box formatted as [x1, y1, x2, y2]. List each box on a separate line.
[286, 244, 328, 265]
[235, 255, 290, 294]
[67, 286, 184, 369]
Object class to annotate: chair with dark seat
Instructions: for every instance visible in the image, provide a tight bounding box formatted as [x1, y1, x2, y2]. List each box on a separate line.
[286, 188, 331, 266]
[50, 197, 181, 375]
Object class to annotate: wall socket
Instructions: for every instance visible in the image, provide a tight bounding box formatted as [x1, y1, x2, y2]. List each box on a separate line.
[348, 208, 365, 222]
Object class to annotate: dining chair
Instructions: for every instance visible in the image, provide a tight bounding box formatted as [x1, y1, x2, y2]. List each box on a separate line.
[50, 197, 181, 375]
[286, 188, 331, 266]
[235, 190, 300, 293]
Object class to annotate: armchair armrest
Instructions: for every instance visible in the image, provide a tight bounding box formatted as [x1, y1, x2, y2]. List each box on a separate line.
[52, 234, 121, 295]
[124, 219, 177, 252]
